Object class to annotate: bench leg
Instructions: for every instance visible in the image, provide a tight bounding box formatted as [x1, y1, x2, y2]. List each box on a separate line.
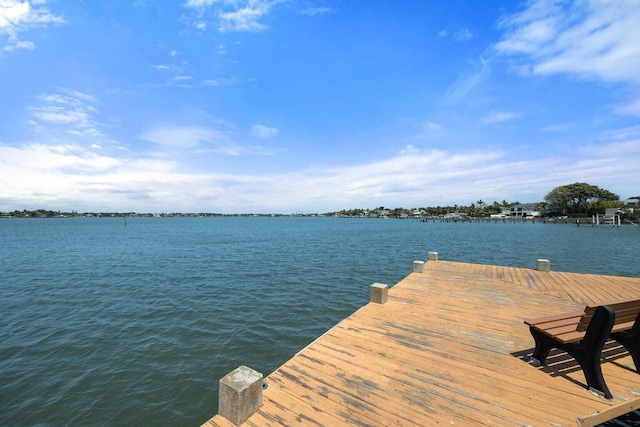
[528, 306, 615, 399]
[611, 330, 640, 373]
[567, 346, 612, 399]
[568, 306, 615, 399]
[529, 328, 556, 365]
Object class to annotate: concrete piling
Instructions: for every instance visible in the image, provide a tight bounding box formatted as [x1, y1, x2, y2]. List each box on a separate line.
[413, 260, 425, 273]
[218, 366, 263, 425]
[370, 283, 389, 304]
[537, 259, 551, 272]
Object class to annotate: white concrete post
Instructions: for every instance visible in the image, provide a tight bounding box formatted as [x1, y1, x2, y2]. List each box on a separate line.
[413, 260, 425, 273]
[218, 366, 263, 425]
[370, 283, 389, 304]
[536, 259, 551, 272]
[428, 252, 438, 261]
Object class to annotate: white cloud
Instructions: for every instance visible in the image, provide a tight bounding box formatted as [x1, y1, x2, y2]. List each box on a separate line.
[218, 4, 269, 32]
[2, 136, 638, 213]
[495, 0, 640, 117]
[184, 0, 279, 33]
[249, 124, 278, 139]
[1, 143, 121, 173]
[400, 144, 420, 155]
[28, 91, 105, 138]
[0, 142, 189, 211]
[0, 0, 64, 51]
[425, 121, 442, 131]
[5, 39, 32, 50]
[599, 125, 640, 141]
[495, 0, 640, 85]
[438, 27, 474, 41]
[301, 7, 333, 17]
[184, 0, 223, 7]
[171, 75, 192, 81]
[441, 56, 490, 104]
[150, 72, 238, 89]
[537, 123, 573, 132]
[614, 96, 640, 117]
[141, 125, 231, 149]
[481, 111, 519, 124]
[140, 124, 271, 156]
[453, 28, 474, 41]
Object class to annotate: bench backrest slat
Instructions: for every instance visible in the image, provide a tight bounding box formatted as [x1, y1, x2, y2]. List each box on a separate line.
[577, 300, 640, 332]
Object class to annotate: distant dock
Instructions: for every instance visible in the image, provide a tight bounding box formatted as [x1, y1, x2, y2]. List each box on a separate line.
[421, 216, 627, 226]
[202, 255, 640, 426]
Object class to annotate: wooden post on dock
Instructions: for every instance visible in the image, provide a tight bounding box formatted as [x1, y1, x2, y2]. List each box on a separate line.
[370, 283, 389, 304]
[428, 251, 438, 261]
[536, 259, 551, 272]
[218, 365, 263, 425]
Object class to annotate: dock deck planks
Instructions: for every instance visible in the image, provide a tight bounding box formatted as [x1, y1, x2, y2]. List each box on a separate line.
[202, 260, 640, 426]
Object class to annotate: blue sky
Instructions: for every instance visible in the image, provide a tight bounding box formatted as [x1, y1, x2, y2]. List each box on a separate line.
[1, 0, 639, 213]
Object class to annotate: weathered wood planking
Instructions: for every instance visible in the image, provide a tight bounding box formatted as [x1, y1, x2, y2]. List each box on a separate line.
[202, 260, 640, 426]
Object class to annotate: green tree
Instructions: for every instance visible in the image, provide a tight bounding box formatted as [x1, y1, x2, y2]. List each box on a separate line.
[544, 182, 619, 215]
[536, 202, 550, 216]
[587, 200, 623, 216]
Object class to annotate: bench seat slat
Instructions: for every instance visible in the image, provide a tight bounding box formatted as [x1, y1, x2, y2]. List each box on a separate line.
[554, 330, 586, 344]
[578, 304, 640, 331]
[612, 321, 635, 334]
[538, 323, 585, 336]
[525, 316, 583, 330]
[585, 299, 640, 314]
[524, 311, 584, 327]
[613, 309, 640, 324]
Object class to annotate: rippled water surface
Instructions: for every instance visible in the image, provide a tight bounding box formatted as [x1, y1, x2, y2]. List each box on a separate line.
[1, 217, 639, 426]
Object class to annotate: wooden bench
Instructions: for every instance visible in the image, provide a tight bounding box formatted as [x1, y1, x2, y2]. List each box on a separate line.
[524, 299, 640, 398]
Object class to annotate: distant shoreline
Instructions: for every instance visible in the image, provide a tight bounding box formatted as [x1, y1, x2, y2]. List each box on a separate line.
[1, 213, 631, 227]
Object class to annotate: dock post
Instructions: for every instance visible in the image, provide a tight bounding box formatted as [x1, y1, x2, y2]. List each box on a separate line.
[218, 365, 263, 426]
[536, 259, 551, 272]
[413, 260, 425, 273]
[370, 283, 389, 304]
[428, 251, 438, 261]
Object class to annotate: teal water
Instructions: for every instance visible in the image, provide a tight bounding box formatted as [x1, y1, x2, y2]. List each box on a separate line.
[1, 217, 639, 426]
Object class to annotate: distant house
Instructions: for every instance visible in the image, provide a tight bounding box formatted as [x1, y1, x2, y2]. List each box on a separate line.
[623, 198, 639, 213]
[510, 203, 540, 219]
[490, 208, 511, 219]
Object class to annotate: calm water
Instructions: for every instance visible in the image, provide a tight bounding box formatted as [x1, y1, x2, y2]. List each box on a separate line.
[1, 217, 639, 426]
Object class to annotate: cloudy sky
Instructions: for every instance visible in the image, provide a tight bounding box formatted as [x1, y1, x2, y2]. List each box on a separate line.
[1, 0, 639, 213]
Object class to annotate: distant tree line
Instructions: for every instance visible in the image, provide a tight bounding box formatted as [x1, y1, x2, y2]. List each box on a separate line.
[335, 183, 638, 220]
[1, 209, 136, 218]
[2, 182, 638, 220]
[335, 199, 522, 219]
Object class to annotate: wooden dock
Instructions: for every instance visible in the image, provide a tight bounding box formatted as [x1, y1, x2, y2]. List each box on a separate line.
[202, 258, 640, 426]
